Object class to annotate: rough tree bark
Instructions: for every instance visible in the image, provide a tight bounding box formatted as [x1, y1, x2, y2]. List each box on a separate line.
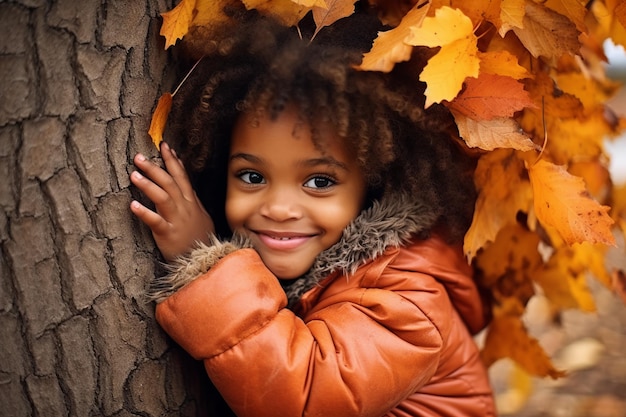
[0, 1, 219, 416]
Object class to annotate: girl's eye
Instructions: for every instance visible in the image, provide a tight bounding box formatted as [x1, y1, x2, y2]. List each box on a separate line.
[303, 176, 335, 189]
[239, 171, 265, 184]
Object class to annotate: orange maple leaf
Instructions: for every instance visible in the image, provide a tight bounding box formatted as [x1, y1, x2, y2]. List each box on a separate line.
[528, 159, 615, 246]
[148, 93, 173, 149]
[481, 310, 565, 378]
[357, 1, 431, 72]
[464, 149, 533, 259]
[447, 73, 535, 120]
[160, 0, 196, 49]
[405, 6, 480, 107]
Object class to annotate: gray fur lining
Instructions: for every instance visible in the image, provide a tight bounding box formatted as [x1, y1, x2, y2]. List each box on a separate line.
[147, 234, 251, 303]
[284, 193, 440, 308]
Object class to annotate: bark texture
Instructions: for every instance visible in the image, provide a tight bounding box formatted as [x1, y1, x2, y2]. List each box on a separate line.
[0, 1, 219, 415]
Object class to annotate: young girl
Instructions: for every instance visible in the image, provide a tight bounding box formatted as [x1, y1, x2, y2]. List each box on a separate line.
[130, 9, 495, 417]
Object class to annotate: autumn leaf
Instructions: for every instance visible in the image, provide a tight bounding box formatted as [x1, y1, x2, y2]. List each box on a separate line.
[528, 159, 615, 246]
[475, 223, 542, 303]
[242, 0, 313, 26]
[357, 1, 431, 72]
[160, 0, 196, 49]
[498, 0, 525, 36]
[544, 0, 588, 33]
[533, 243, 607, 312]
[512, 1, 581, 59]
[555, 72, 612, 111]
[447, 73, 534, 120]
[431, 0, 501, 27]
[312, 0, 359, 40]
[148, 93, 173, 149]
[406, 6, 480, 106]
[544, 112, 610, 165]
[452, 113, 538, 151]
[464, 149, 534, 259]
[191, 0, 242, 27]
[481, 301, 565, 378]
[478, 50, 531, 80]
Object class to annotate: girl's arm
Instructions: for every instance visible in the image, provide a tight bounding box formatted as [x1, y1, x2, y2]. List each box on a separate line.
[156, 245, 447, 417]
[130, 142, 214, 261]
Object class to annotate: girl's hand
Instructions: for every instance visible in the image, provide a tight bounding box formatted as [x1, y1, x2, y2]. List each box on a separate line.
[130, 142, 215, 262]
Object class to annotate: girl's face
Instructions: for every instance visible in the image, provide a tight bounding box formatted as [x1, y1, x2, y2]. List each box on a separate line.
[226, 106, 367, 280]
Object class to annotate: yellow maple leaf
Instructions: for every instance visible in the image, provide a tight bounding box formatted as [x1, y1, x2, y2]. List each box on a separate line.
[528, 159, 615, 246]
[544, 111, 611, 165]
[357, 1, 431, 72]
[160, 0, 196, 49]
[478, 50, 531, 80]
[148, 93, 173, 149]
[430, 0, 501, 27]
[464, 149, 534, 259]
[405, 6, 480, 106]
[498, 0, 525, 36]
[191, 0, 242, 26]
[555, 72, 612, 111]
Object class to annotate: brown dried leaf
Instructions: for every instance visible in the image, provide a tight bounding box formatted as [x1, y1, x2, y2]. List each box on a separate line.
[512, 1, 581, 59]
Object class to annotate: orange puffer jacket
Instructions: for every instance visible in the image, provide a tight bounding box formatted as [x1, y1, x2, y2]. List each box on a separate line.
[151, 194, 496, 417]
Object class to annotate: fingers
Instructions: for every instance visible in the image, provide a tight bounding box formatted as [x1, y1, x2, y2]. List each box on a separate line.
[130, 200, 169, 234]
[130, 169, 174, 210]
[160, 142, 195, 199]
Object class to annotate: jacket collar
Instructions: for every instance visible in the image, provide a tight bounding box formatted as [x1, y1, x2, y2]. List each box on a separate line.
[283, 192, 441, 307]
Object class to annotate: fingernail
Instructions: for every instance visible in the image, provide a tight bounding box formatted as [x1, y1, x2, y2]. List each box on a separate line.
[161, 142, 170, 151]
[132, 171, 143, 180]
[171, 148, 178, 158]
[136, 153, 146, 162]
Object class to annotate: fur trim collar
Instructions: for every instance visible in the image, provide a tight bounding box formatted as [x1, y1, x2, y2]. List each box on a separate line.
[283, 192, 439, 307]
[147, 192, 440, 306]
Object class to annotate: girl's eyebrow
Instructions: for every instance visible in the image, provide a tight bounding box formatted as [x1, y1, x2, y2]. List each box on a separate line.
[302, 157, 349, 171]
[229, 153, 261, 163]
[229, 153, 349, 171]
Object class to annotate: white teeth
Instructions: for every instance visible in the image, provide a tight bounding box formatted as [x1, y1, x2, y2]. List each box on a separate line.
[275, 237, 290, 240]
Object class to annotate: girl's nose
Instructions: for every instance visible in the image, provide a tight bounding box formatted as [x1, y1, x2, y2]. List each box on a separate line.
[260, 187, 303, 221]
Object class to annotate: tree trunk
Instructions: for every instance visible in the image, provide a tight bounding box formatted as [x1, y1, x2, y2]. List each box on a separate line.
[0, 1, 223, 415]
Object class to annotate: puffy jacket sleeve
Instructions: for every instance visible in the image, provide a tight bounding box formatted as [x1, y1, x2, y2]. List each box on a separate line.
[155, 247, 449, 417]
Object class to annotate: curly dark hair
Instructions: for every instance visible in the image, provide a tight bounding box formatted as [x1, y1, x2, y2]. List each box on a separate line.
[165, 7, 477, 242]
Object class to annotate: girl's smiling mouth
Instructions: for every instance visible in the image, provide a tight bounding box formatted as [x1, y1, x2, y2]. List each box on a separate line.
[253, 230, 316, 250]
